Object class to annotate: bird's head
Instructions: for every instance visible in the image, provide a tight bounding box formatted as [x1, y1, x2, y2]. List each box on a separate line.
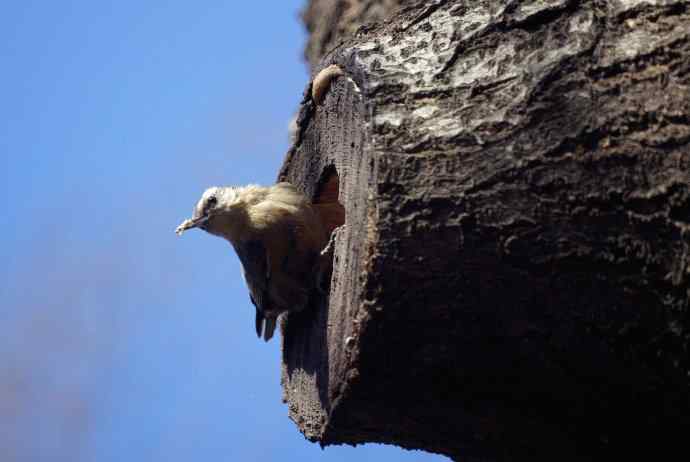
[175, 186, 243, 237]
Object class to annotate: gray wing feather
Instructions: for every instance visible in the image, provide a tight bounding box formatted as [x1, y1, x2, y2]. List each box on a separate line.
[232, 240, 274, 340]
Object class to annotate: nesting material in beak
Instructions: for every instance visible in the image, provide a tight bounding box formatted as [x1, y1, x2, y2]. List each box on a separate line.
[175, 215, 209, 236]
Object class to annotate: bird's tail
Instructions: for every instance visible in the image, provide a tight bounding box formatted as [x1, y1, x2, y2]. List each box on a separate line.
[263, 317, 277, 342]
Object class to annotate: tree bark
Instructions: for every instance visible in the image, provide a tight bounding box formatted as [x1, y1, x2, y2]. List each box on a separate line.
[301, 0, 415, 70]
[281, 1, 690, 460]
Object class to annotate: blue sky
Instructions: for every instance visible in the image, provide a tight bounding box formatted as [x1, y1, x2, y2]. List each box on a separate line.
[0, 2, 447, 461]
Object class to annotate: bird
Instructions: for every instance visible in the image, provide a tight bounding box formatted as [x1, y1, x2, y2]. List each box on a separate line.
[175, 183, 329, 341]
[311, 64, 344, 104]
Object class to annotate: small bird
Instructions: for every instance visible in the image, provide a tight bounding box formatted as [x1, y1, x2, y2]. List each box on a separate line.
[311, 64, 344, 104]
[175, 183, 329, 341]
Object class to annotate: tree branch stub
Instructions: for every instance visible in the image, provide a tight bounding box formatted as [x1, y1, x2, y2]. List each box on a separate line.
[280, 1, 690, 460]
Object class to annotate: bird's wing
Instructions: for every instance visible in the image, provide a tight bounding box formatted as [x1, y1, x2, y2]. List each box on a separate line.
[232, 239, 275, 340]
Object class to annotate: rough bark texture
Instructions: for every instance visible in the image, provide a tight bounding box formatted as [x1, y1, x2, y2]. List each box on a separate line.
[281, 1, 690, 460]
[301, 0, 415, 70]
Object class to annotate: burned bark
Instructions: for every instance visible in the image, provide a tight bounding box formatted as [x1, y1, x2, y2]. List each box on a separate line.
[281, 1, 690, 460]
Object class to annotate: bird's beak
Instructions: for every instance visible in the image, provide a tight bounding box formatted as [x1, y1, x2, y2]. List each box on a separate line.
[175, 215, 209, 236]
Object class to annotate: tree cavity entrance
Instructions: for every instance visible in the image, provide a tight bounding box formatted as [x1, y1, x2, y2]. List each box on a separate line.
[313, 167, 345, 237]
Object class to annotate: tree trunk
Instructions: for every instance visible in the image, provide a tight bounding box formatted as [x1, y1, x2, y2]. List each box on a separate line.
[280, 1, 690, 460]
[301, 0, 415, 70]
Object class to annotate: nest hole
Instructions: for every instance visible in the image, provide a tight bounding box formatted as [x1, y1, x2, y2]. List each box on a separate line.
[313, 168, 345, 236]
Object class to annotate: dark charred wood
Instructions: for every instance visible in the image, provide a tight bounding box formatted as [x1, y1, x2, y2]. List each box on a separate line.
[281, 1, 690, 460]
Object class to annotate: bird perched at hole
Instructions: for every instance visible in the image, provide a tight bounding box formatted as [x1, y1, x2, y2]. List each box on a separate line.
[175, 183, 329, 341]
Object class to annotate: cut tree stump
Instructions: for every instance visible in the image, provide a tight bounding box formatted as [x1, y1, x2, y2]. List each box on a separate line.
[279, 1, 690, 460]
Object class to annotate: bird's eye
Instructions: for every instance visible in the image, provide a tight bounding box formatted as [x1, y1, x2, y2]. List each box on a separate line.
[201, 196, 217, 215]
